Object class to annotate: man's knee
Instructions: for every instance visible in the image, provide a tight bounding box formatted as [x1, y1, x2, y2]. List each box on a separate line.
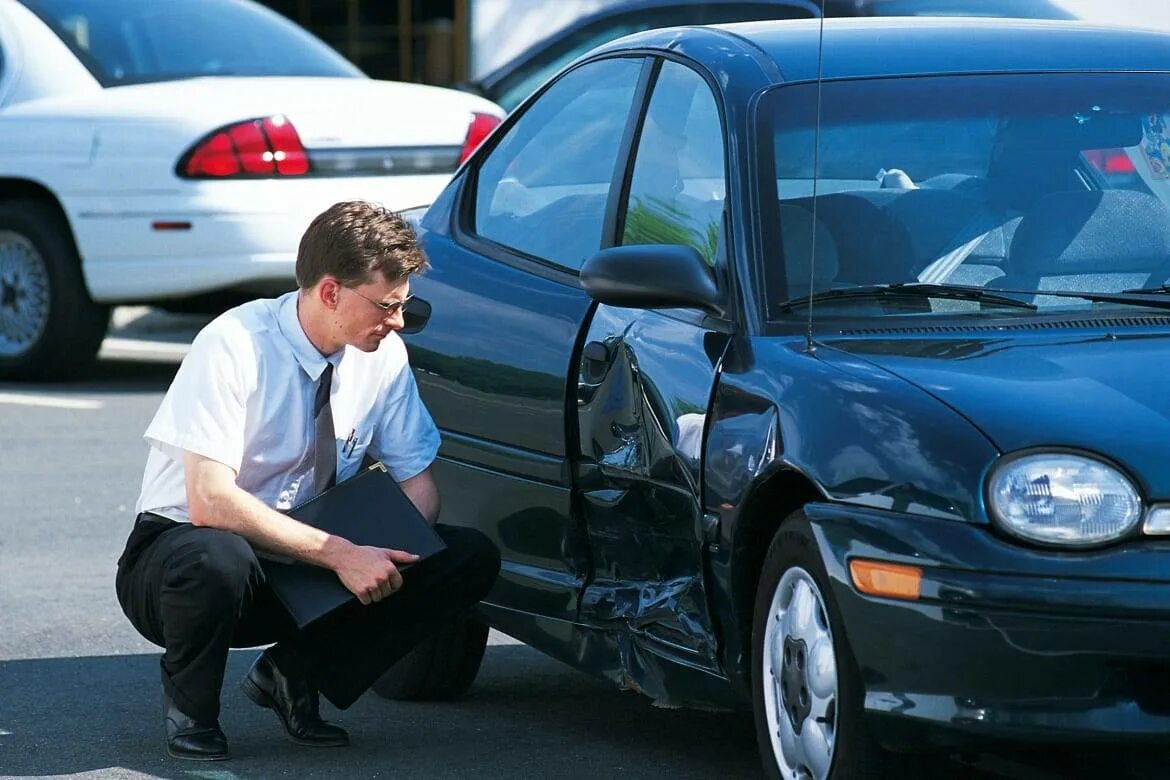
[161, 528, 260, 608]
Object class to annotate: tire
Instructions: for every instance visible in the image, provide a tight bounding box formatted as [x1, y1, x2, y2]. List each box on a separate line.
[752, 511, 884, 780]
[0, 199, 109, 380]
[371, 614, 489, 701]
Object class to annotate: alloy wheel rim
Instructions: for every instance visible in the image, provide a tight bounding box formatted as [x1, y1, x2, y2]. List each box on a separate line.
[0, 231, 50, 357]
[762, 566, 839, 780]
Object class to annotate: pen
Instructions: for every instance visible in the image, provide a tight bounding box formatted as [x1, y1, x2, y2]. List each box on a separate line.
[344, 428, 356, 456]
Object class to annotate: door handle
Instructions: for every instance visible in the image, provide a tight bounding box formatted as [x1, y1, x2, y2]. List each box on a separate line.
[581, 341, 611, 385]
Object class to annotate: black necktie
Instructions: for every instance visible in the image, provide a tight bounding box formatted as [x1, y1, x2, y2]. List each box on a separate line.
[312, 362, 337, 495]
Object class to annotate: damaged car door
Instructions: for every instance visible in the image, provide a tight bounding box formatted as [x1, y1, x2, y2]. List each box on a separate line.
[573, 59, 731, 698]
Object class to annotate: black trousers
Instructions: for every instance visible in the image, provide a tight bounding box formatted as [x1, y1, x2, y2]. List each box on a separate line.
[115, 515, 500, 725]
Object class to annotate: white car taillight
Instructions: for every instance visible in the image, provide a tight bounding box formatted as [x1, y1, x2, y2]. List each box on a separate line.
[178, 115, 310, 178]
[459, 112, 501, 164]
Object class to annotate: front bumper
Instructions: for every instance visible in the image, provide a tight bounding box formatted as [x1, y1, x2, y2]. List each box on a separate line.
[806, 503, 1170, 746]
[66, 174, 451, 303]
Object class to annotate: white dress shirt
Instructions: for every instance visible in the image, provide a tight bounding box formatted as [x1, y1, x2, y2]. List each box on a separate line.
[136, 291, 440, 522]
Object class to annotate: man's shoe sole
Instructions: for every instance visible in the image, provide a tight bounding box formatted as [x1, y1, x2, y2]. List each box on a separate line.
[166, 745, 230, 761]
[241, 676, 349, 747]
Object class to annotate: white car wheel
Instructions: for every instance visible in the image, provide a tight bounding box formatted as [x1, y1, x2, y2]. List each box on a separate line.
[0, 200, 109, 381]
[0, 230, 51, 359]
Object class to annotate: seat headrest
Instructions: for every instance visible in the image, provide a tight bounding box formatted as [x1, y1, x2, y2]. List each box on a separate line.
[1009, 190, 1170, 276]
[778, 203, 838, 292]
[800, 192, 917, 284]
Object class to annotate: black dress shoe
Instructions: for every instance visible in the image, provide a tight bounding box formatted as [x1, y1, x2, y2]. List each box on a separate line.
[163, 694, 229, 761]
[241, 651, 349, 747]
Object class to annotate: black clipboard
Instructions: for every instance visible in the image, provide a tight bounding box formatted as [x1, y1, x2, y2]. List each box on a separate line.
[260, 462, 446, 628]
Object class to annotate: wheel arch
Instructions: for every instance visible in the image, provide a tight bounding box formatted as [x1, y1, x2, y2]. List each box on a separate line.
[728, 466, 825, 680]
[0, 177, 83, 259]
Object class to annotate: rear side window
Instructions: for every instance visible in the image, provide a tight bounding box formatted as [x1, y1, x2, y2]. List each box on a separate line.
[622, 61, 727, 266]
[473, 57, 644, 271]
[19, 0, 361, 86]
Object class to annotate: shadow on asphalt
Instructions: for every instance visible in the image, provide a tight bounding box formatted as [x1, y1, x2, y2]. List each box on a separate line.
[0, 644, 1157, 779]
[0, 645, 761, 779]
[0, 358, 181, 397]
[75, 358, 181, 393]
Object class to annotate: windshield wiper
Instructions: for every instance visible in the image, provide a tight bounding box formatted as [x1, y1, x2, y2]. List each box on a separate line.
[775, 283, 1037, 313]
[1015, 286, 1170, 310]
[777, 283, 1170, 314]
[1122, 284, 1170, 294]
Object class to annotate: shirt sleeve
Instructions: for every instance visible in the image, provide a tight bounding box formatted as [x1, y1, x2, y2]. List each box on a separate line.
[369, 348, 440, 482]
[143, 319, 256, 472]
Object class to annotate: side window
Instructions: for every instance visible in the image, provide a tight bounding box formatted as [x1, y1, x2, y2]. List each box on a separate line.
[474, 58, 644, 271]
[622, 61, 726, 265]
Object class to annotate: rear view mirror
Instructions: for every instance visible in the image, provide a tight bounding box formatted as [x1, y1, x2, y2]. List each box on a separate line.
[400, 296, 432, 334]
[580, 244, 725, 317]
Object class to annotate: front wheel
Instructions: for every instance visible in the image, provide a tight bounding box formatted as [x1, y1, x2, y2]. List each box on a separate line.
[371, 614, 489, 701]
[752, 512, 883, 780]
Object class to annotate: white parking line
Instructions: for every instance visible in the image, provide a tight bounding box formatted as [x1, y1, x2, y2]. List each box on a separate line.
[100, 337, 190, 361]
[0, 392, 103, 410]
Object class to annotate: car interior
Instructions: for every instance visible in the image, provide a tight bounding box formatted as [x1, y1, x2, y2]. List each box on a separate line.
[767, 78, 1170, 315]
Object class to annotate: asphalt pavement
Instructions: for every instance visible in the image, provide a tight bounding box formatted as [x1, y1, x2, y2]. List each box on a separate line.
[0, 308, 1150, 779]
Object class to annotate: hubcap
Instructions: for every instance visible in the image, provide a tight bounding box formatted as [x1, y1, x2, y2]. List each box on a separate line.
[762, 567, 838, 780]
[0, 231, 50, 358]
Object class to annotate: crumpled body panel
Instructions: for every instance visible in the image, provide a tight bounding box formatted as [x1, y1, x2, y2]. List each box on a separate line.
[574, 306, 728, 698]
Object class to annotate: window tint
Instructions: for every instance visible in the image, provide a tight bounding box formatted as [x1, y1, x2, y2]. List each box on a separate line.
[474, 57, 643, 270]
[622, 61, 726, 266]
[20, 0, 361, 86]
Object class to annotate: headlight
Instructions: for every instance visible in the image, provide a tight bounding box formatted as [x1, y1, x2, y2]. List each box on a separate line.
[987, 452, 1142, 547]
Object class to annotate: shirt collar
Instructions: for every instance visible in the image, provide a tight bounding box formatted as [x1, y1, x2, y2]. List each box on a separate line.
[276, 291, 338, 381]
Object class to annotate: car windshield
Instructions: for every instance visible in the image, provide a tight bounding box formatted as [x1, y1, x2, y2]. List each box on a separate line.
[19, 0, 363, 86]
[757, 72, 1170, 320]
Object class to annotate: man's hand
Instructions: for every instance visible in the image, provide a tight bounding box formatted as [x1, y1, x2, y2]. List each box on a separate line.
[331, 543, 420, 604]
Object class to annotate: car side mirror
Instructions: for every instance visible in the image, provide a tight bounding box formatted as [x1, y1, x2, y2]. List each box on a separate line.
[580, 244, 725, 317]
[400, 296, 432, 334]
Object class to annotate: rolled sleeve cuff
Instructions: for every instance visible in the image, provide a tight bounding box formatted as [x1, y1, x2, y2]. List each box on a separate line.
[145, 431, 243, 474]
[382, 428, 440, 483]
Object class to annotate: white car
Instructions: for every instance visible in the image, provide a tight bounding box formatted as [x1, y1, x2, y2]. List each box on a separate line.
[0, 0, 503, 379]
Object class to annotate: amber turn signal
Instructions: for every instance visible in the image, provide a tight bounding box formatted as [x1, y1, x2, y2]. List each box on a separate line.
[849, 559, 923, 601]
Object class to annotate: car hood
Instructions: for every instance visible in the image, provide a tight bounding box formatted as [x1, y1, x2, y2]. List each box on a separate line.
[3, 77, 503, 148]
[823, 329, 1170, 497]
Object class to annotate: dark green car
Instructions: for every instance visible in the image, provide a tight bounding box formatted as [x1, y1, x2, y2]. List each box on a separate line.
[382, 17, 1170, 779]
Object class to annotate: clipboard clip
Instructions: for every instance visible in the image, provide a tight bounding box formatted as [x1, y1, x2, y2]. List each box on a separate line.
[367, 461, 388, 473]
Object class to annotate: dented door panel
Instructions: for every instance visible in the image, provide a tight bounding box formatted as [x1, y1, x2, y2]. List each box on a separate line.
[575, 305, 726, 677]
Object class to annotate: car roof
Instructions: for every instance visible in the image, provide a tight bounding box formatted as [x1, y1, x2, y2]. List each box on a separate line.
[593, 17, 1170, 83]
[474, 0, 818, 90]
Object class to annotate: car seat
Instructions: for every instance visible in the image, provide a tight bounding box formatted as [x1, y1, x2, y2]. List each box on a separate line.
[998, 190, 1170, 304]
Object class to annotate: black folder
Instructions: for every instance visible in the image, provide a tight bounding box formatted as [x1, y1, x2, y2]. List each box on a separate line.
[260, 462, 446, 628]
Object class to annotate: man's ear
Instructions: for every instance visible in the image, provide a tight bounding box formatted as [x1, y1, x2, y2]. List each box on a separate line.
[316, 276, 341, 310]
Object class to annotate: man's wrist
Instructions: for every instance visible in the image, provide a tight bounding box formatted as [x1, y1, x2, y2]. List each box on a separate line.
[317, 533, 353, 570]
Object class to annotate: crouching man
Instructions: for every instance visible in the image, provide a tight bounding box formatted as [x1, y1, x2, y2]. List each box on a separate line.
[115, 200, 500, 760]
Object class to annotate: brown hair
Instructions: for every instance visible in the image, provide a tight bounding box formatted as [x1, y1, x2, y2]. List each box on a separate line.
[295, 200, 429, 288]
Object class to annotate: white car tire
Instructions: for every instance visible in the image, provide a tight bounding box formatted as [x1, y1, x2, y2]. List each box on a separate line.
[0, 199, 108, 380]
[752, 512, 884, 780]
